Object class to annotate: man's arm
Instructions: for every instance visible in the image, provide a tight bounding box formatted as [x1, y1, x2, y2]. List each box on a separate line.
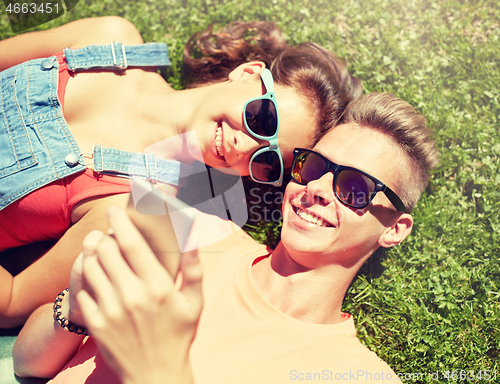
[0, 16, 143, 71]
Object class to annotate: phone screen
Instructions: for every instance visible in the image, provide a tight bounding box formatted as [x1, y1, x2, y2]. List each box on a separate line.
[126, 178, 195, 277]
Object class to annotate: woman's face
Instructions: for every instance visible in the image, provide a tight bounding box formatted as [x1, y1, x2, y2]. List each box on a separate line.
[191, 72, 316, 179]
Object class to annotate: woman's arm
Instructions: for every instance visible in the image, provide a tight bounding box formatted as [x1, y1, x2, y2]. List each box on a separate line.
[12, 223, 120, 378]
[0, 16, 143, 71]
[12, 301, 84, 378]
[0, 193, 130, 328]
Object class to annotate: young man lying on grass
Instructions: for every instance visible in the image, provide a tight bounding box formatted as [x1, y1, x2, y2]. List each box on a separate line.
[14, 92, 438, 384]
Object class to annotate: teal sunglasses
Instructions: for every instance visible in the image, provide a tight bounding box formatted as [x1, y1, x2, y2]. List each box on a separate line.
[245, 68, 283, 187]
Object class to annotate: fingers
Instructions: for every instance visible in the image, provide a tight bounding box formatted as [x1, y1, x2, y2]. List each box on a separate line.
[78, 207, 203, 365]
[81, 247, 124, 320]
[88, 233, 145, 295]
[76, 289, 105, 331]
[70, 229, 103, 282]
[179, 249, 203, 316]
[71, 252, 84, 277]
[80, 227, 142, 322]
[106, 207, 171, 285]
[79, 208, 177, 316]
[82, 230, 105, 256]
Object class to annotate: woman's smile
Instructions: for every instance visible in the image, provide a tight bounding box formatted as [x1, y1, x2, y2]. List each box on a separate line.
[214, 121, 226, 160]
[215, 125, 224, 158]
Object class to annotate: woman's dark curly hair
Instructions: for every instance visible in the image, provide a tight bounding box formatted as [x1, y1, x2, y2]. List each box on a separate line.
[183, 21, 362, 145]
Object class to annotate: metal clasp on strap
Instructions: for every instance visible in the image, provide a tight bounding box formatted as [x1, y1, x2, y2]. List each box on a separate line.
[110, 41, 128, 69]
[79, 152, 93, 167]
[144, 152, 158, 183]
[91, 144, 104, 172]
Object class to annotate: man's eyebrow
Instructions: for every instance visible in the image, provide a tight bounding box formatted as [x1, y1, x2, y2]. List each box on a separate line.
[314, 147, 337, 164]
[314, 148, 369, 175]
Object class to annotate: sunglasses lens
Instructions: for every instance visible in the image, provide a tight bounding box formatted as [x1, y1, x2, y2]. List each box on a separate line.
[335, 170, 375, 208]
[292, 152, 327, 184]
[245, 99, 278, 137]
[251, 151, 281, 182]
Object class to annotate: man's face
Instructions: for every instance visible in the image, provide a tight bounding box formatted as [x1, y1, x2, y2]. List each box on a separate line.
[280, 123, 407, 269]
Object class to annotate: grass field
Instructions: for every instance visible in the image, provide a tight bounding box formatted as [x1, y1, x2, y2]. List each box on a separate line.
[1, 0, 499, 382]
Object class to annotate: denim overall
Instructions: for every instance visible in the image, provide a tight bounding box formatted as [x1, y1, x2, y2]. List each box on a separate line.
[0, 42, 191, 211]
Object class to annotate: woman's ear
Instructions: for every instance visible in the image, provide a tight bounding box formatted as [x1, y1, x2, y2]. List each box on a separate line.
[378, 213, 413, 248]
[228, 61, 266, 81]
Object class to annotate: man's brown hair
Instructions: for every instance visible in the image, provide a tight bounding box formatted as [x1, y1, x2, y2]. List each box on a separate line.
[341, 92, 439, 212]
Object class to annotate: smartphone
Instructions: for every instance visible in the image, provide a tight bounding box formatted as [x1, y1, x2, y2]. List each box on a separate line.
[126, 178, 196, 278]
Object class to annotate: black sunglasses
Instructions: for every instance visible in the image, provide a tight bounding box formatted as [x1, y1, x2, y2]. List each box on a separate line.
[291, 148, 406, 212]
[245, 69, 283, 187]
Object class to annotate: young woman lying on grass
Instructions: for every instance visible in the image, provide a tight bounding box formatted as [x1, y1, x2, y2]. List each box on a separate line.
[0, 16, 361, 328]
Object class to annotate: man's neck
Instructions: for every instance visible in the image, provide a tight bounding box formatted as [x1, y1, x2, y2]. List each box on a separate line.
[251, 242, 367, 325]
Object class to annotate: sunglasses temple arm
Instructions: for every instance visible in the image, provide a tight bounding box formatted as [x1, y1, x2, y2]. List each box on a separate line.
[260, 68, 275, 93]
[383, 186, 407, 213]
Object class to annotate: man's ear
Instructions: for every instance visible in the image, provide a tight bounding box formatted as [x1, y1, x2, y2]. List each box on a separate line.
[228, 61, 266, 82]
[378, 213, 413, 248]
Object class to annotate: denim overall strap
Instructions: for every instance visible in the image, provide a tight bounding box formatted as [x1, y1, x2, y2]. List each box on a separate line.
[63, 42, 170, 71]
[0, 58, 86, 210]
[0, 42, 176, 211]
[92, 145, 193, 186]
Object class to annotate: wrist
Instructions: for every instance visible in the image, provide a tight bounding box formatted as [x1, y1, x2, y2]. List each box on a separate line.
[61, 290, 71, 319]
[123, 353, 193, 384]
[124, 365, 193, 384]
[53, 289, 89, 336]
[66, 298, 84, 327]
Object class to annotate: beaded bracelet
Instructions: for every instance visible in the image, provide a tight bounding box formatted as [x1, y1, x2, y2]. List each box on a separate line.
[53, 288, 90, 336]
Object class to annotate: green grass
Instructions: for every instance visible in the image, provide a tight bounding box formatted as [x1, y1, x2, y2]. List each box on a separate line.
[1, 0, 499, 382]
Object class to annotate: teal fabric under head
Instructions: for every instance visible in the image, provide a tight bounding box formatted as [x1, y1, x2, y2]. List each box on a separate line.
[0, 333, 49, 384]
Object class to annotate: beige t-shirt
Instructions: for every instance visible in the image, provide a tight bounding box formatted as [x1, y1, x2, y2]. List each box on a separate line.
[191, 228, 401, 384]
[49, 214, 400, 384]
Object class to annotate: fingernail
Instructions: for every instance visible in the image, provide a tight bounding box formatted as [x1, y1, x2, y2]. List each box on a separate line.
[82, 230, 104, 256]
[185, 249, 199, 264]
[75, 252, 85, 267]
[107, 206, 119, 217]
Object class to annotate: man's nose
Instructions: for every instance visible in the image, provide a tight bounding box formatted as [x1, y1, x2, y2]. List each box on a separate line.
[304, 172, 335, 205]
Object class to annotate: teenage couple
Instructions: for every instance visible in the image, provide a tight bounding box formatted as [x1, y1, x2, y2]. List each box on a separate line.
[0, 16, 437, 384]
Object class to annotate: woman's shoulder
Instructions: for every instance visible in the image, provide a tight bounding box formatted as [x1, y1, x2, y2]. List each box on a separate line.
[68, 16, 144, 47]
[0, 17, 145, 71]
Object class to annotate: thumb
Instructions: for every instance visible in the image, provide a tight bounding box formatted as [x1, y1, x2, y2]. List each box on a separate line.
[179, 248, 203, 313]
[71, 252, 84, 276]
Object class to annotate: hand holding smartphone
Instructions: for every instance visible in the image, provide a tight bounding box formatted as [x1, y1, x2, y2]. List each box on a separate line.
[75, 183, 201, 384]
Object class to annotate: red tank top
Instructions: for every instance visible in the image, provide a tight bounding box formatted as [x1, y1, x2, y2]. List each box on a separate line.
[0, 54, 131, 251]
[57, 52, 71, 112]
